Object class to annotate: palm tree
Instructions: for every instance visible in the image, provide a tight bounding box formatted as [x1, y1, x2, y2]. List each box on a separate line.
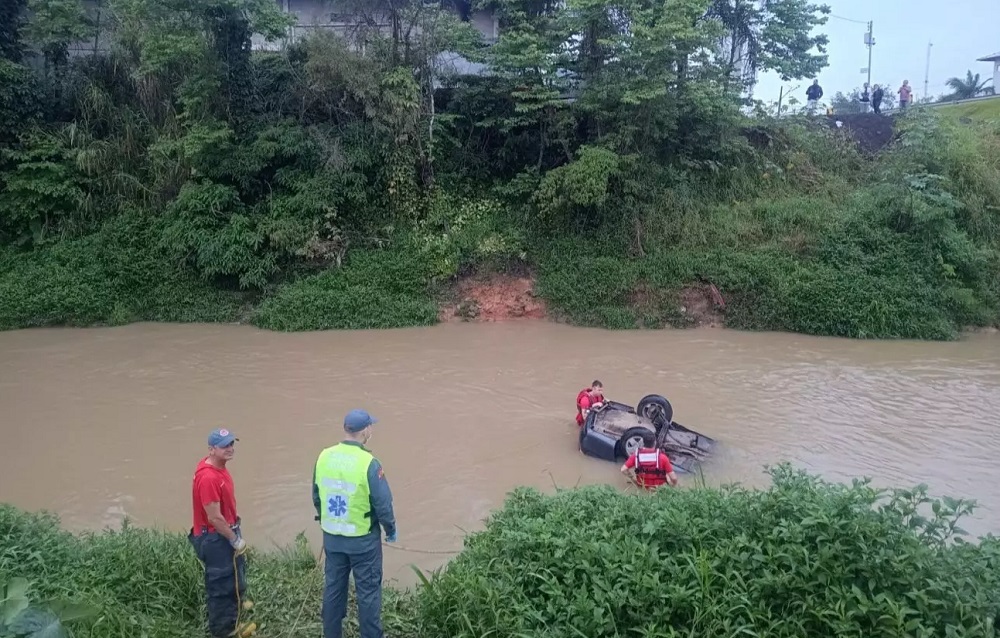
[944, 70, 993, 100]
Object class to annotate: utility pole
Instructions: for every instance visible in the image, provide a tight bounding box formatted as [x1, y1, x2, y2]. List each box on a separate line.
[864, 21, 874, 90]
[924, 41, 933, 102]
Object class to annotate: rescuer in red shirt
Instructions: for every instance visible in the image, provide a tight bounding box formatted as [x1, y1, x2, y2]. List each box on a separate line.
[575, 380, 605, 426]
[621, 447, 679, 489]
[188, 428, 250, 638]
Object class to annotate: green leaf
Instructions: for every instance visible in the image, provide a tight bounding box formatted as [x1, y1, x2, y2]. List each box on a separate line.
[1, 578, 30, 626]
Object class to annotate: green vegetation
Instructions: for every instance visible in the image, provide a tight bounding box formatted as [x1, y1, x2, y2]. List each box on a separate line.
[3, 465, 998, 638]
[936, 96, 1000, 123]
[1, 0, 999, 339]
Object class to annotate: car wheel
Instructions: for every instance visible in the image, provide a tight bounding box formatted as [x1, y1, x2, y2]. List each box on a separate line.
[637, 394, 673, 427]
[617, 427, 654, 458]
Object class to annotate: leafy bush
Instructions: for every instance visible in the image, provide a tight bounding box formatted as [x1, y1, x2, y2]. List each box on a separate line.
[0, 212, 246, 330]
[414, 193, 527, 281]
[251, 249, 440, 330]
[415, 464, 1000, 638]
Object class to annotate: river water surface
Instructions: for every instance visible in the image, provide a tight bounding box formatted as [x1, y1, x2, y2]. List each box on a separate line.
[1, 322, 999, 586]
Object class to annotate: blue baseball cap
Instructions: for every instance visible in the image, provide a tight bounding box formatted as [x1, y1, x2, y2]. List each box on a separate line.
[344, 409, 378, 433]
[208, 428, 238, 447]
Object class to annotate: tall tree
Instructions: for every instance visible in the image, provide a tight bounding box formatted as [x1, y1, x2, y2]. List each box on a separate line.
[706, 0, 831, 91]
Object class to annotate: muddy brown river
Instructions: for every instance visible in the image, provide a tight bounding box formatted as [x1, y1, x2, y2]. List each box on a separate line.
[1, 322, 999, 587]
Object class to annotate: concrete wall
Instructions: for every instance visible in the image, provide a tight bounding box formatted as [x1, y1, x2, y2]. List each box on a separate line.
[56, 0, 496, 54]
[252, 0, 497, 49]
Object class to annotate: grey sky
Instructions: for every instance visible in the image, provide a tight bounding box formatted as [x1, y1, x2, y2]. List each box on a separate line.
[751, 0, 998, 107]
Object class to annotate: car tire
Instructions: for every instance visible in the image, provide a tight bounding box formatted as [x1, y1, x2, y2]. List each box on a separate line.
[637, 394, 673, 428]
[617, 427, 654, 458]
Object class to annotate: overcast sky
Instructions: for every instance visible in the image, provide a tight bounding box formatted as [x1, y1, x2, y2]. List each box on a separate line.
[750, 0, 999, 106]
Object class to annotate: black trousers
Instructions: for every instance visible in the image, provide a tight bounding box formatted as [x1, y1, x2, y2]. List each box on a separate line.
[189, 522, 247, 637]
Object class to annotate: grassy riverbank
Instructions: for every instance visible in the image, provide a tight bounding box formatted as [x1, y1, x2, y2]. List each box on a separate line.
[2, 1, 1000, 340]
[2, 465, 998, 638]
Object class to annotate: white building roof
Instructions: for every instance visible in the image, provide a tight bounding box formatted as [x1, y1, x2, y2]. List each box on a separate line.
[977, 51, 1000, 62]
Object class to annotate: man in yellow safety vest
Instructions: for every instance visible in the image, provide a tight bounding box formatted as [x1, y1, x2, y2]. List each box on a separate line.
[313, 409, 397, 638]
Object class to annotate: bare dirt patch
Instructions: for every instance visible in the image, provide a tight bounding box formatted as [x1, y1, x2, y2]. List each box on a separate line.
[677, 283, 726, 328]
[439, 273, 547, 322]
[825, 113, 899, 154]
[626, 281, 727, 328]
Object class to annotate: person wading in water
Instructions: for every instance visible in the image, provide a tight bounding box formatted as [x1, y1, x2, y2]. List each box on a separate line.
[576, 380, 605, 426]
[189, 428, 249, 638]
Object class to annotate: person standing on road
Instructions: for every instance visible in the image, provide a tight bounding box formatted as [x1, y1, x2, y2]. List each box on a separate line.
[898, 80, 912, 109]
[313, 409, 397, 638]
[806, 80, 824, 112]
[871, 84, 884, 114]
[621, 446, 679, 490]
[189, 428, 249, 638]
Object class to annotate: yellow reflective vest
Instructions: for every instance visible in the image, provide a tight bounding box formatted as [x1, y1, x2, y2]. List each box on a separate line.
[314, 442, 373, 537]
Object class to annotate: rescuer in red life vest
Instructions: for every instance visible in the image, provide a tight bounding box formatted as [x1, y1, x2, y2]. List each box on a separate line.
[621, 447, 679, 489]
[575, 380, 605, 426]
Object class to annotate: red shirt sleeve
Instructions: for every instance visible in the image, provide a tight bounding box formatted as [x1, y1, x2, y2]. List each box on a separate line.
[659, 452, 673, 473]
[579, 395, 593, 410]
[196, 473, 222, 508]
[624, 454, 636, 469]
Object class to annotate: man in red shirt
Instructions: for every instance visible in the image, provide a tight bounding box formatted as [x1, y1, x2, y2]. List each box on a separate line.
[621, 446, 679, 490]
[188, 428, 249, 638]
[575, 380, 605, 426]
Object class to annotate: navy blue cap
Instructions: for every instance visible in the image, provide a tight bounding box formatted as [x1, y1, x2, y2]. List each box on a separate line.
[344, 409, 378, 433]
[208, 428, 238, 447]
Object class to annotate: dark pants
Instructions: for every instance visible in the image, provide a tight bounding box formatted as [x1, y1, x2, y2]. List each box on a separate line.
[873, 100, 882, 114]
[189, 523, 247, 638]
[322, 541, 384, 638]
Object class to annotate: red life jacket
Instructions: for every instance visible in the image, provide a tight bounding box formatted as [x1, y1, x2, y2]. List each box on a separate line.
[575, 389, 589, 425]
[576, 388, 603, 425]
[633, 447, 668, 488]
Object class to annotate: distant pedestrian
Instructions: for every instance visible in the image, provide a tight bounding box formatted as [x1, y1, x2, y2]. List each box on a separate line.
[806, 80, 824, 112]
[189, 428, 249, 638]
[872, 84, 884, 114]
[898, 80, 912, 109]
[314, 409, 397, 638]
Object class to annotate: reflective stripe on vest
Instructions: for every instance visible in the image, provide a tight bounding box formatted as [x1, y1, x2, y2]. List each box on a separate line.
[635, 448, 666, 478]
[315, 443, 374, 537]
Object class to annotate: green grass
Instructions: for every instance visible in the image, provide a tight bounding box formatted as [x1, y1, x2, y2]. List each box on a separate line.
[934, 95, 1000, 122]
[0, 507, 421, 638]
[3, 464, 997, 638]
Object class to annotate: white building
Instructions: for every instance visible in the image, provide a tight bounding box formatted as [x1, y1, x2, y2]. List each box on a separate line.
[977, 50, 1000, 94]
[252, 0, 497, 51]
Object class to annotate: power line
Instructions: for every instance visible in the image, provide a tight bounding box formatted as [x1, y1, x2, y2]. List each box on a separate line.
[827, 13, 870, 25]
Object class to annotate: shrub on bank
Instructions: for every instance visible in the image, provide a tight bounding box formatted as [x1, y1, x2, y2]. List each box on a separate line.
[415, 464, 1000, 638]
[251, 249, 440, 331]
[535, 178, 1000, 339]
[0, 213, 247, 331]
